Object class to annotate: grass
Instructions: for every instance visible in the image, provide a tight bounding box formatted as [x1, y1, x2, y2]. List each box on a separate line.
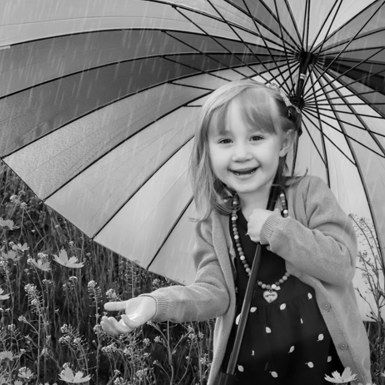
[0, 161, 384, 384]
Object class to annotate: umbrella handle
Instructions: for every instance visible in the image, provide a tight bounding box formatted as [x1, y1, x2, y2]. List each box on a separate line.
[224, 183, 280, 376]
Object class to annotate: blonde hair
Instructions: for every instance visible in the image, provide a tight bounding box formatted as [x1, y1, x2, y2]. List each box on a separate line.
[189, 79, 302, 221]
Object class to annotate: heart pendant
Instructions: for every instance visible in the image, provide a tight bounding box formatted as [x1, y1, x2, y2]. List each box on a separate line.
[263, 290, 278, 303]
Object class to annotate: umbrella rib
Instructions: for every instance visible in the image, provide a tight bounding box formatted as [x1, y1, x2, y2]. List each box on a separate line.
[313, 0, 385, 52]
[307, 46, 385, 103]
[320, 28, 385, 54]
[163, 30, 257, 80]
[303, 111, 357, 165]
[303, 1, 385, 100]
[146, 196, 194, 273]
[91, 135, 196, 240]
[316, 77, 385, 255]
[282, 0, 304, 49]
[299, 113, 328, 167]
[329, 83, 385, 157]
[303, 106, 385, 139]
[173, 5, 262, 77]
[239, 0, 292, 88]
[303, 0, 311, 49]
[308, 0, 343, 54]
[205, 0, 294, 79]
[18, 87, 211, 202]
[307, 64, 385, 122]
[307, 70, 331, 185]
[270, 1, 298, 95]
[306, 109, 385, 158]
[222, 0, 300, 51]
[168, 0, 296, 52]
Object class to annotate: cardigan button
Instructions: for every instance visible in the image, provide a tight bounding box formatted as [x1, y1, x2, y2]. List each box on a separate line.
[338, 343, 348, 350]
[322, 302, 331, 311]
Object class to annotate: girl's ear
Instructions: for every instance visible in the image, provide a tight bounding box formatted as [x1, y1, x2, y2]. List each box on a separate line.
[279, 129, 296, 157]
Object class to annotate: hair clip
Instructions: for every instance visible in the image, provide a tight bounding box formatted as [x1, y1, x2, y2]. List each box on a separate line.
[265, 81, 301, 115]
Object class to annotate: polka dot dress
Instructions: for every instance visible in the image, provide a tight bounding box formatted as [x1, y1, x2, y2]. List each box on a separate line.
[221, 210, 345, 384]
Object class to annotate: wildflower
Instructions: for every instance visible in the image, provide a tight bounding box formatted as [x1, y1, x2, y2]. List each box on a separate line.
[106, 288, 119, 301]
[18, 367, 34, 379]
[93, 324, 102, 334]
[7, 324, 15, 332]
[123, 347, 133, 356]
[0, 351, 13, 361]
[53, 250, 84, 269]
[135, 369, 148, 379]
[154, 336, 162, 343]
[0, 288, 10, 300]
[28, 257, 51, 272]
[18, 315, 28, 323]
[325, 367, 358, 383]
[143, 338, 150, 346]
[58, 366, 91, 383]
[13, 243, 29, 252]
[0, 217, 16, 230]
[1, 250, 19, 261]
[40, 347, 49, 357]
[61, 324, 70, 334]
[88, 280, 97, 288]
[25, 283, 38, 295]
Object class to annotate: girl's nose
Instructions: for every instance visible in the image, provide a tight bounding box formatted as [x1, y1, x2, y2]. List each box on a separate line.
[232, 143, 252, 161]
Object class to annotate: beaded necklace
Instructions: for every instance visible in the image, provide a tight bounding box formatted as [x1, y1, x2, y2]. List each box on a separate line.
[231, 190, 290, 303]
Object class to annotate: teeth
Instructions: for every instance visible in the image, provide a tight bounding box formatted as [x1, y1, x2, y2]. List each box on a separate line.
[234, 169, 256, 176]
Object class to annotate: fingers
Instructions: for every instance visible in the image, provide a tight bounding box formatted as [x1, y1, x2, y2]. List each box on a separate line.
[104, 301, 127, 312]
[100, 316, 134, 336]
[101, 297, 156, 337]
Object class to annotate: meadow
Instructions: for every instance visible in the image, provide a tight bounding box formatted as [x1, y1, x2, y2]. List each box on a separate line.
[0, 161, 384, 385]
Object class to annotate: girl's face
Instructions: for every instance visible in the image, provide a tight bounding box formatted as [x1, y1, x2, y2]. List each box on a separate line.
[208, 99, 292, 202]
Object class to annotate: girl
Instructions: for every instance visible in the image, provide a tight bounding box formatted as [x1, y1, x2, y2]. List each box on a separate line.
[101, 80, 371, 384]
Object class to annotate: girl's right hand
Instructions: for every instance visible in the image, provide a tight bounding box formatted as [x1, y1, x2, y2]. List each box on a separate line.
[101, 296, 156, 336]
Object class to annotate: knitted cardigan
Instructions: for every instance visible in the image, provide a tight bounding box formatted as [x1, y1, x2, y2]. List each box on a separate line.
[144, 175, 371, 385]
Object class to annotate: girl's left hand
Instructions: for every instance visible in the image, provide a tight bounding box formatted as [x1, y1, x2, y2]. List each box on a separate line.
[247, 208, 281, 244]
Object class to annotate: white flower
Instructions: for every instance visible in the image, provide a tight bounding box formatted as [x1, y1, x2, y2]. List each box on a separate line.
[325, 367, 358, 383]
[59, 367, 91, 383]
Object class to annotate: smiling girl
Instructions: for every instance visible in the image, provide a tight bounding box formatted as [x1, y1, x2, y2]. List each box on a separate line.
[101, 80, 371, 385]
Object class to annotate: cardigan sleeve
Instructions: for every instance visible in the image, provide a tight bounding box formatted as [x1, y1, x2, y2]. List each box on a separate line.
[141, 214, 230, 323]
[260, 176, 357, 287]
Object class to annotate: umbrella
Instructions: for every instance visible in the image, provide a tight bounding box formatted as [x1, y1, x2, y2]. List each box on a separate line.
[1, 0, 385, 287]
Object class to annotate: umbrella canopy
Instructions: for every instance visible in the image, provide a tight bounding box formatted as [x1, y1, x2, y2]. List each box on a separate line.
[1, 0, 385, 287]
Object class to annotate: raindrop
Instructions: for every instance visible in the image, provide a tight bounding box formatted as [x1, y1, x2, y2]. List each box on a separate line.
[280, 303, 286, 310]
[289, 346, 295, 353]
[317, 334, 324, 341]
[300, 318, 303, 324]
[238, 365, 244, 372]
[250, 307, 257, 313]
[327, 356, 332, 362]
[266, 327, 272, 333]
[251, 350, 255, 356]
[306, 362, 314, 368]
[271, 371, 278, 378]
[235, 314, 240, 325]
[308, 293, 313, 300]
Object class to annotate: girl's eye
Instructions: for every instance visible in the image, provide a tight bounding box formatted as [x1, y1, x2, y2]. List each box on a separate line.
[251, 136, 263, 142]
[219, 138, 232, 144]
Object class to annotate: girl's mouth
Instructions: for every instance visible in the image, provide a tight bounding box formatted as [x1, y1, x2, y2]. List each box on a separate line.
[231, 167, 257, 176]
